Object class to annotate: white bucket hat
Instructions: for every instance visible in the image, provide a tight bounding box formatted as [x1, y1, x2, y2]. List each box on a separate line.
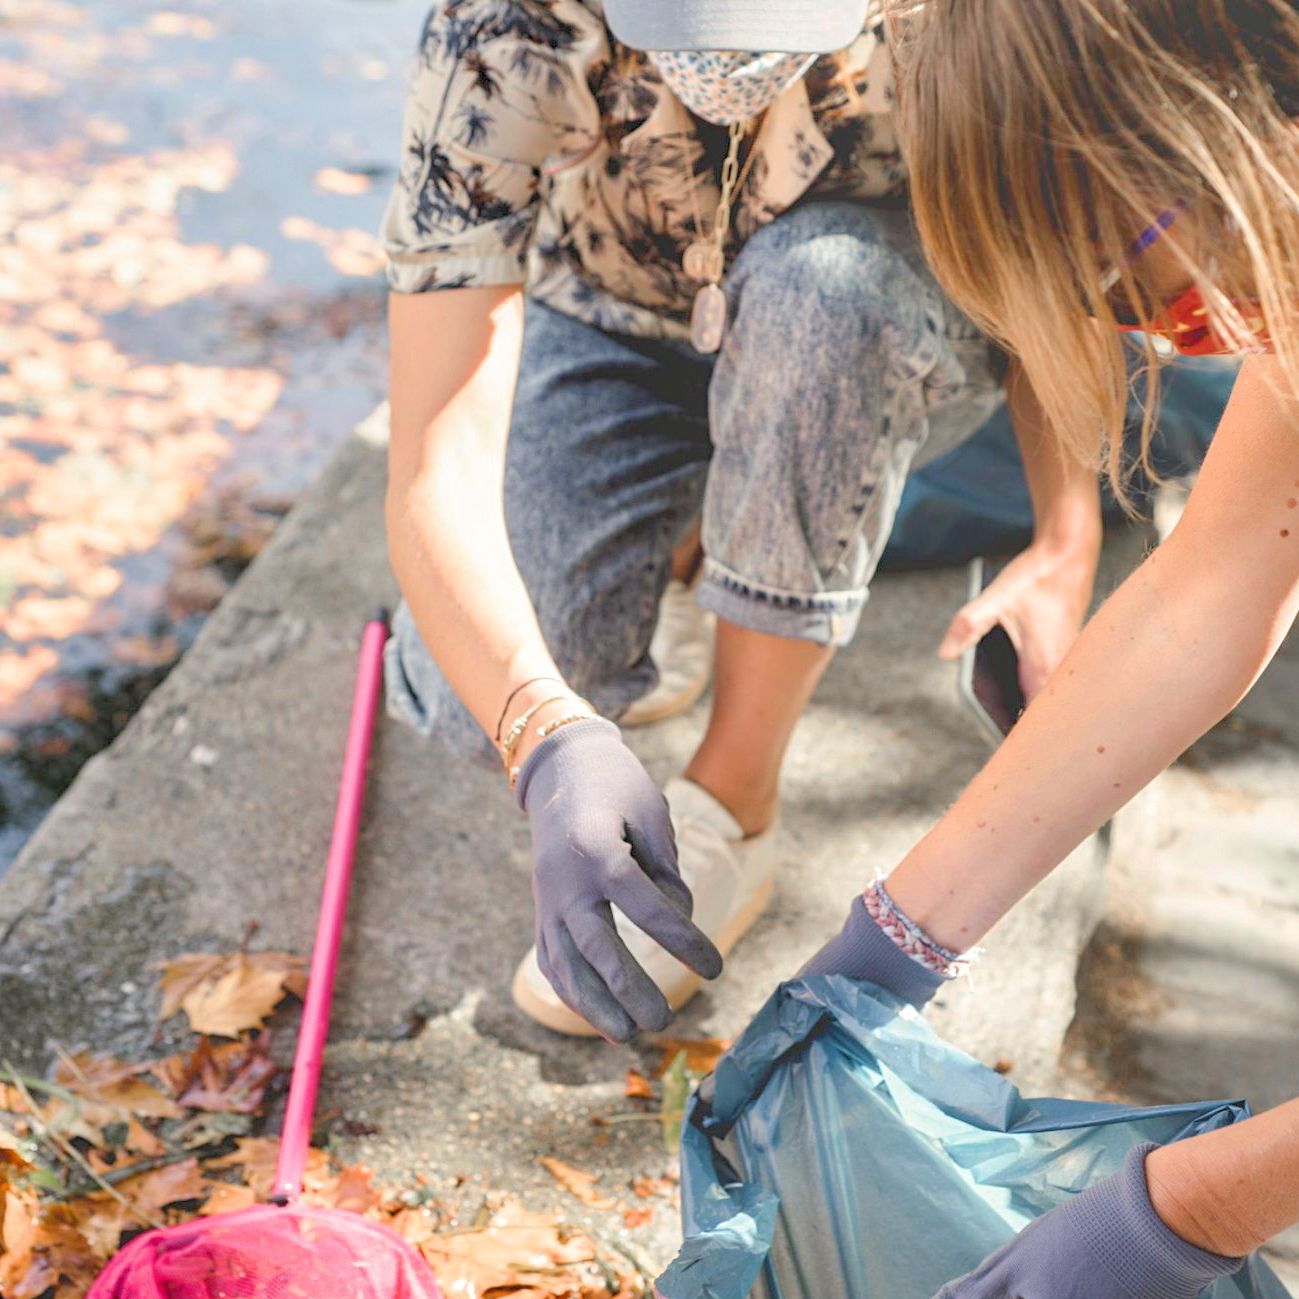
[602, 0, 872, 54]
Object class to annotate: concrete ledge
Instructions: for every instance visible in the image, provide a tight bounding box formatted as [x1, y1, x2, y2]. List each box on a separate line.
[0, 410, 1155, 1265]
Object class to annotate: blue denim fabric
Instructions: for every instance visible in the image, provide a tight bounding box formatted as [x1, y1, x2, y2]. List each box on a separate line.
[387, 200, 1008, 765]
[884, 354, 1238, 567]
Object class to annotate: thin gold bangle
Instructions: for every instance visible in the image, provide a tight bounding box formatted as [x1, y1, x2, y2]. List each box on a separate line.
[535, 711, 598, 740]
[498, 694, 571, 769]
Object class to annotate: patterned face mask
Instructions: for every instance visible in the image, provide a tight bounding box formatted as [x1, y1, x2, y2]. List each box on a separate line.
[649, 49, 817, 125]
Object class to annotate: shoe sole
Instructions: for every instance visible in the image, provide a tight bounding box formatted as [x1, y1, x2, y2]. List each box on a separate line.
[620, 669, 711, 727]
[511, 873, 777, 1038]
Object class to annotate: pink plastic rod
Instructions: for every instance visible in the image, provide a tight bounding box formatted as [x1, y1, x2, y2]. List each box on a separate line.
[274, 611, 389, 1201]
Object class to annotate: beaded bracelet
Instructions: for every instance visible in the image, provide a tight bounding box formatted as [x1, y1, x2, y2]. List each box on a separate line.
[864, 877, 982, 980]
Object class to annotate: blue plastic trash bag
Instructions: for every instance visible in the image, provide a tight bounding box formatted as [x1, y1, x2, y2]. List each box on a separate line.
[658, 977, 1291, 1299]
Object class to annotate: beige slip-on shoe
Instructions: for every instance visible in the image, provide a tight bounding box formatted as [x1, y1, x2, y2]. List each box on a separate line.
[511, 777, 776, 1037]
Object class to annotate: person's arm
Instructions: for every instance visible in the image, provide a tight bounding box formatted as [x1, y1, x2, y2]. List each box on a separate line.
[893, 354, 1299, 950]
[1147, 1096, 1299, 1257]
[387, 288, 721, 1042]
[387, 286, 560, 751]
[939, 358, 1103, 698]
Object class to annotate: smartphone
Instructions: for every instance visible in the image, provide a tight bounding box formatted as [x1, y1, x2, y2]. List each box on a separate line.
[957, 557, 1026, 746]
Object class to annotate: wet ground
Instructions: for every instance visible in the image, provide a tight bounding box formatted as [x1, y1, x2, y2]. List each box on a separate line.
[0, 0, 429, 868]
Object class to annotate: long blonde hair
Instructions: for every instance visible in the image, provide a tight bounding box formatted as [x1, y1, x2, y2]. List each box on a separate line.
[887, 0, 1299, 496]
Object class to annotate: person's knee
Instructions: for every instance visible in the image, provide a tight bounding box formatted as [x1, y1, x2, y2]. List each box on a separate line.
[729, 203, 939, 362]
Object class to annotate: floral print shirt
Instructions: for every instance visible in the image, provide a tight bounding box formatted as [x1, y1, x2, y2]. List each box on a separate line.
[381, 0, 905, 340]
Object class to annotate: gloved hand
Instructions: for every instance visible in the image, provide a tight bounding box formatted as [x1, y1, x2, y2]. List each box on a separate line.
[515, 718, 723, 1042]
[799, 893, 945, 1009]
[933, 1143, 1246, 1299]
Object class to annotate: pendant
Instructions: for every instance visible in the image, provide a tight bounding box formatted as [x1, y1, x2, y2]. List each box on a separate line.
[690, 282, 727, 354]
[683, 240, 724, 283]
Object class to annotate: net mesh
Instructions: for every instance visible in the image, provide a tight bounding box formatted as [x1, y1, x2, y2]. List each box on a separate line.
[86, 1203, 444, 1299]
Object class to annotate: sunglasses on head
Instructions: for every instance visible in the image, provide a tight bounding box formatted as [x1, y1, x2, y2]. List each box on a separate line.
[1096, 204, 1268, 356]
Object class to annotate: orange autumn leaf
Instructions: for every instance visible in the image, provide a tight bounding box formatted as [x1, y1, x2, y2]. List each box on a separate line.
[418, 1202, 636, 1299]
[623, 1069, 654, 1100]
[630, 1174, 677, 1200]
[621, 1205, 653, 1230]
[196, 1182, 256, 1217]
[158, 951, 306, 1037]
[538, 1156, 616, 1211]
[0, 1189, 100, 1299]
[653, 1036, 731, 1076]
[114, 1157, 210, 1216]
[207, 1136, 331, 1200]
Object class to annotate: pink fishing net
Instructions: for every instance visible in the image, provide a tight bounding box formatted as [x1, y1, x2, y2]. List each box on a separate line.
[87, 1203, 444, 1299]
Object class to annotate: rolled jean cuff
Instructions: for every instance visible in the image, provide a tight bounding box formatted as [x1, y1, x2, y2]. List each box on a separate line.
[696, 557, 867, 648]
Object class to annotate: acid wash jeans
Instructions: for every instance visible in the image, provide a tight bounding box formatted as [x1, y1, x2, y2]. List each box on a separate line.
[387, 200, 1007, 766]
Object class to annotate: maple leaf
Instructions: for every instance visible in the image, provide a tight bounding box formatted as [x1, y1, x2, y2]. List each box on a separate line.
[150, 1034, 277, 1112]
[538, 1156, 617, 1211]
[158, 951, 306, 1037]
[45, 1051, 180, 1144]
[0, 1189, 100, 1299]
[112, 1157, 210, 1216]
[207, 1136, 330, 1200]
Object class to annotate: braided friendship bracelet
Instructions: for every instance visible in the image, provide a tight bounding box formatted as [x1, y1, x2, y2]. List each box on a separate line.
[864, 878, 983, 980]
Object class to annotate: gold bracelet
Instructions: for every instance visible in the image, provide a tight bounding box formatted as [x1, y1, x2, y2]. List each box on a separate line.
[535, 711, 598, 740]
[505, 705, 598, 790]
[498, 694, 571, 769]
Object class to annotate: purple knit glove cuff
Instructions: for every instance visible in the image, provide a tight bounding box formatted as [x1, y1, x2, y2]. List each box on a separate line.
[1062, 1143, 1247, 1299]
[799, 894, 945, 1009]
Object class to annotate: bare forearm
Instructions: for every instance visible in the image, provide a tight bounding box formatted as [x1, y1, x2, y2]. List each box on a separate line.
[1148, 1097, 1299, 1257]
[889, 361, 1299, 951]
[1007, 357, 1102, 553]
[386, 287, 565, 745]
[892, 530, 1282, 948]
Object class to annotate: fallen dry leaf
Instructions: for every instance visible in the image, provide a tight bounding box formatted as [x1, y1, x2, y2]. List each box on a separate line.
[624, 1069, 654, 1100]
[630, 1174, 677, 1200]
[45, 1050, 180, 1143]
[150, 1033, 277, 1113]
[419, 1201, 639, 1299]
[112, 1157, 210, 1217]
[538, 1156, 616, 1211]
[197, 1182, 257, 1216]
[158, 951, 306, 1037]
[621, 1205, 653, 1230]
[653, 1036, 730, 1076]
[0, 1189, 100, 1299]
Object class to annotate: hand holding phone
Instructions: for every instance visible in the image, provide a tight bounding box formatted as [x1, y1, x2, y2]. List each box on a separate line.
[957, 557, 1026, 746]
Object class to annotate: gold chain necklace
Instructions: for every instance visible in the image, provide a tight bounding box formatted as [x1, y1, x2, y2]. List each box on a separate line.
[678, 114, 758, 353]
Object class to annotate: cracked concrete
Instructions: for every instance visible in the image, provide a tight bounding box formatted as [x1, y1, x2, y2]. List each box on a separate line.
[0, 411, 1158, 1271]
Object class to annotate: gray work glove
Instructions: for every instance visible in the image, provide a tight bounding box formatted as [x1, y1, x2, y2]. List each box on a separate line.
[514, 719, 723, 1042]
[933, 1143, 1246, 1299]
[800, 894, 945, 1009]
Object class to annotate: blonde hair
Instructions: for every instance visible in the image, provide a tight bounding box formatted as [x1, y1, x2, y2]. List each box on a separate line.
[886, 0, 1299, 497]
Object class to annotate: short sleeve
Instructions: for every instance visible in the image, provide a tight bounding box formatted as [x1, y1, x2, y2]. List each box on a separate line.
[382, 0, 605, 293]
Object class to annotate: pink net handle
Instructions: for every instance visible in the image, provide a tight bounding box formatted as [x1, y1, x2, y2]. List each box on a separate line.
[274, 612, 389, 1201]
